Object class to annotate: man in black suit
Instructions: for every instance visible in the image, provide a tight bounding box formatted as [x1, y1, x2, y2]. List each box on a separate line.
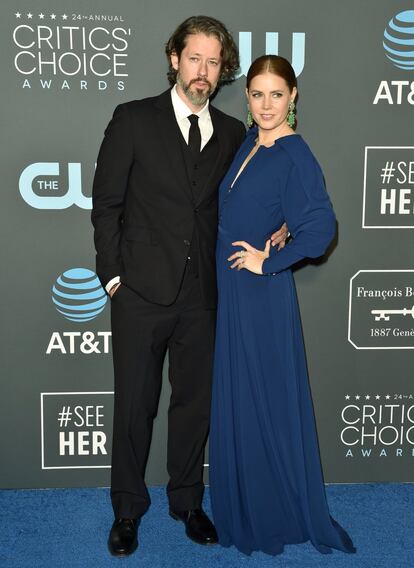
[92, 15, 286, 557]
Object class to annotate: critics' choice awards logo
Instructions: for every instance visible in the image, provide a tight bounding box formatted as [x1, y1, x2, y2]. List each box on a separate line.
[374, 10, 414, 105]
[47, 268, 111, 355]
[339, 394, 414, 459]
[362, 147, 414, 228]
[12, 11, 131, 92]
[41, 392, 113, 469]
[348, 270, 414, 350]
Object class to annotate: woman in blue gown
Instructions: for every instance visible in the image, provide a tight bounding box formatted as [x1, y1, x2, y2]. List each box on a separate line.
[209, 55, 355, 556]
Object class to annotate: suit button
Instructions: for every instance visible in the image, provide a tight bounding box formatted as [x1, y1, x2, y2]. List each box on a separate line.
[194, 208, 199, 213]
[183, 239, 191, 246]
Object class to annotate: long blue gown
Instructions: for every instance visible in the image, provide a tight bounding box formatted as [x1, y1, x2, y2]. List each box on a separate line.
[209, 127, 355, 556]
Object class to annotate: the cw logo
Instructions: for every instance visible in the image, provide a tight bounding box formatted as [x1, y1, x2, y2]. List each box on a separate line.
[19, 162, 91, 209]
[237, 32, 305, 78]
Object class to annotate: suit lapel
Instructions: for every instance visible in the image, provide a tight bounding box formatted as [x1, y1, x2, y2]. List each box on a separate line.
[195, 106, 230, 206]
[154, 91, 232, 206]
[154, 90, 194, 203]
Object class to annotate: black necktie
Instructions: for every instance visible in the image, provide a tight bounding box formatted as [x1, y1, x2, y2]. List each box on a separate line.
[187, 114, 201, 156]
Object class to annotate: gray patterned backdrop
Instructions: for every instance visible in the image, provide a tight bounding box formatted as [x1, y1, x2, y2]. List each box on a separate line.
[1, 0, 413, 489]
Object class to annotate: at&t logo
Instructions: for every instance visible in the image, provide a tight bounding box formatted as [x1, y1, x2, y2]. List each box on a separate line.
[374, 10, 414, 105]
[383, 10, 414, 70]
[52, 268, 106, 322]
[46, 268, 111, 355]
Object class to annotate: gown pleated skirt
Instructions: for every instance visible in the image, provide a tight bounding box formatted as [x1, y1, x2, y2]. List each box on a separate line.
[209, 228, 356, 556]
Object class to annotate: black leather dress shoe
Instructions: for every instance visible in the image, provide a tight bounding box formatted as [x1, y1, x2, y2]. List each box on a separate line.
[108, 518, 138, 556]
[169, 508, 218, 545]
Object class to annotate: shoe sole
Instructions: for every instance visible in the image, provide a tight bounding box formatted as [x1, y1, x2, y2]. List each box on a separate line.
[107, 540, 138, 557]
[169, 512, 218, 546]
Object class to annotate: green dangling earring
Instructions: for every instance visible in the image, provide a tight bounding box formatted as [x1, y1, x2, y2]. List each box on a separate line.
[287, 101, 296, 128]
[247, 107, 254, 128]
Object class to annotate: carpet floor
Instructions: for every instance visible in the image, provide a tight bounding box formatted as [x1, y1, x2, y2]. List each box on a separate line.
[0, 483, 412, 568]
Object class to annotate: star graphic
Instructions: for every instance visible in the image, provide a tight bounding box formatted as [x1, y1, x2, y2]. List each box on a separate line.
[39, 13, 45, 19]
[15, 12, 21, 18]
[355, 395, 360, 400]
[375, 394, 381, 400]
[385, 394, 391, 400]
[365, 395, 370, 400]
[50, 13, 56, 20]
[345, 395, 350, 400]
[62, 14, 68, 20]
[27, 13, 33, 19]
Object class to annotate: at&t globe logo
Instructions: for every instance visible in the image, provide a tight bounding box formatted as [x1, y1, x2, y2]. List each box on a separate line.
[384, 10, 414, 70]
[52, 268, 107, 323]
[374, 10, 414, 105]
[47, 267, 111, 355]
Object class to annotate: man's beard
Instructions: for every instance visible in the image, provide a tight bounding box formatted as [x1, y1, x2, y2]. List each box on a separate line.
[176, 72, 216, 106]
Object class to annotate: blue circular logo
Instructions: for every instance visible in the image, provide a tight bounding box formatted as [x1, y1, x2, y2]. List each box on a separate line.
[384, 10, 414, 70]
[52, 268, 107, 323]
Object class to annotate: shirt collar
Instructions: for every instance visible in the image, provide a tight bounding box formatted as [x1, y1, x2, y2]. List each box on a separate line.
[171, 84, 210, 121]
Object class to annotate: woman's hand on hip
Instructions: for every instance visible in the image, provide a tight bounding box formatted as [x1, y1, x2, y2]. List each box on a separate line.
[228, 240, 271, 275]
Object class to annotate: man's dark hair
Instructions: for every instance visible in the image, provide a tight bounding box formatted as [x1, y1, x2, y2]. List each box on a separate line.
[165, 15, 240, 87]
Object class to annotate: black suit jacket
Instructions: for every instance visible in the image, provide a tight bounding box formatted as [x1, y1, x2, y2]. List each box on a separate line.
[91, 89, 245, 307]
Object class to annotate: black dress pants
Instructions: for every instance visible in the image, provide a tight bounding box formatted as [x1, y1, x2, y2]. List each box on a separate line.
[110, 265, 216, 519]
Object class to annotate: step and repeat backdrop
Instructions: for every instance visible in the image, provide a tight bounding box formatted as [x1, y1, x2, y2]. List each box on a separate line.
[1, 0, 413, 489]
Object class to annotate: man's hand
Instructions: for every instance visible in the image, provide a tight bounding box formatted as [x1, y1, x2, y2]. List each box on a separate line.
[109, 282, 121, 298]
[228, 240, 271, 275]
[270, 222, 289, 251]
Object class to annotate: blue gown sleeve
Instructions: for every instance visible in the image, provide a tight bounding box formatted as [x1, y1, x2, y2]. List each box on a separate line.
[262, 143, 336, 275]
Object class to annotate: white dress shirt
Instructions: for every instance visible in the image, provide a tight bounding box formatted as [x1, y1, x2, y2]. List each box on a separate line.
[170, 84, 213, 150]
[105, 85, 214, 293]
